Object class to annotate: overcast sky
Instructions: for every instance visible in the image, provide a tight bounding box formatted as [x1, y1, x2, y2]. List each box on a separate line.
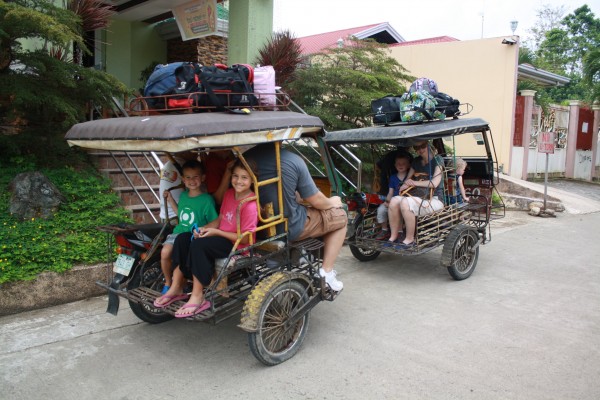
[273, 0, 600, 43]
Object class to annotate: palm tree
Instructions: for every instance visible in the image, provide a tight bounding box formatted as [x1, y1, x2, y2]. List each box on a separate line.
[583, 48, 600, 103]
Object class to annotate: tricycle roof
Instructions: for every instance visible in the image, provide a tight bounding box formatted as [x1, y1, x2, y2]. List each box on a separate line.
[65, 111, 324, 152]
[324, 118, 490, 145]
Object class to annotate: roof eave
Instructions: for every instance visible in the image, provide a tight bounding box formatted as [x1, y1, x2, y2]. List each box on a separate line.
[518, 64, 571, 87]
[354, 22, 405, 43]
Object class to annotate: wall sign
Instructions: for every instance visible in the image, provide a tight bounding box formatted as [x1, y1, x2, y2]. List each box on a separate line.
[537, 131, 555, 154]
[172, 0, 217, 41]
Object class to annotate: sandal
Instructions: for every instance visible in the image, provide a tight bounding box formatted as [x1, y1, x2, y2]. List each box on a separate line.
[153, 293, 189, 308]
[175, 300, 211, 318]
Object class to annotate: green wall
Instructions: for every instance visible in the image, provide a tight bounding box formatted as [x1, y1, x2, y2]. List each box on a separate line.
[106, 20, 167, 92]
[228, 0, 273, 64]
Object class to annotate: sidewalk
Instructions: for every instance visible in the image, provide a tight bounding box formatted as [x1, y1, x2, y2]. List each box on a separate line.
[499, 174, 600, 214]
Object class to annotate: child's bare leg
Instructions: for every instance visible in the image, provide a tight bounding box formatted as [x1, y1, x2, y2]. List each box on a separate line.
[160, 244, 173, 287]
[388, 197, 402, 241]
[400, 198, 417, 244]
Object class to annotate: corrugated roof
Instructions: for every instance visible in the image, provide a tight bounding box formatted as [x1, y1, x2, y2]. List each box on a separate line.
[297, 23, 404, 55]
[389, 36, 459, 47]
[518, 63, 571, 87]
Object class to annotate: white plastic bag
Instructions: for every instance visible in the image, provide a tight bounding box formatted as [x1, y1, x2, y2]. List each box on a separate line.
[254, 65, 276, 106]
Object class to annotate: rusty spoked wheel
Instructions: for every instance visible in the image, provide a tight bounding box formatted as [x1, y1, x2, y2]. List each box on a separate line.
[441, 225, 480, 281]
[247, 280, 310, 365]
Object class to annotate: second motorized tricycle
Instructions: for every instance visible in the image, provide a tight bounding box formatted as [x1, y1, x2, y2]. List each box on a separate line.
[324, 117, 505, 280]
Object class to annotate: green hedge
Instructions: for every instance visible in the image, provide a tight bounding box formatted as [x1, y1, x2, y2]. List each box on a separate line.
[0, 163, 130, 284]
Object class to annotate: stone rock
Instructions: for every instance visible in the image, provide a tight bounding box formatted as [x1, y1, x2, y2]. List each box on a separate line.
[529, 201, 544, 210]
[8, 171, 66, 220]
[529, 206, 541, 216]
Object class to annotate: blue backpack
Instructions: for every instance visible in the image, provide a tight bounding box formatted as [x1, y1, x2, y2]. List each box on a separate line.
[144, 62, 200, 109]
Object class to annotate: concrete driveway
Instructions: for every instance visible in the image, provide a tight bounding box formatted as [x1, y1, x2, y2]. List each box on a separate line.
[1, 210, 599, 400]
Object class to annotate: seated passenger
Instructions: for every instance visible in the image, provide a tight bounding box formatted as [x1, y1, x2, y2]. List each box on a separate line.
[154, 159, 258, 318]
[376, 147, 406, 195]
[447, 157, 469, 204]
[387, 140, 445, 249]
[160, 160, 217, 294]
[244, 143, 347, 291]
[375, 151, 412, 240]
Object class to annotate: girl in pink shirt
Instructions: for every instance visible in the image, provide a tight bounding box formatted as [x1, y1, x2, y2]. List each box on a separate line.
[154, 158, 258, 318]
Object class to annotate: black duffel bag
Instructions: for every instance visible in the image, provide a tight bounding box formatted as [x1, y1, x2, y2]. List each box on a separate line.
[371, 95, 401, 124]
[198, 64, 257, 110]
[166, 62, 202, 109]
[433, 92, 460, 118]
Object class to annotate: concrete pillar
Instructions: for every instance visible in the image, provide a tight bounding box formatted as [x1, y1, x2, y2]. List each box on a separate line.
[228, 0, 273, 65]
[520, 90, 536, 181]
[565, 100, 581, 179]
[591, 102, 600, 179]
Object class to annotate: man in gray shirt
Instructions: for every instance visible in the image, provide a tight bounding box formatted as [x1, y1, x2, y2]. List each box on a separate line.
[244, 143, 347, 291]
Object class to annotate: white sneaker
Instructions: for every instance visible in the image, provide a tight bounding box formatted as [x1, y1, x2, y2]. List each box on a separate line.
[319, 268, 343, 291]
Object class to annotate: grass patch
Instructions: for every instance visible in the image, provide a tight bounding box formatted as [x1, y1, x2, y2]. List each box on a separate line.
[0, 163, 131, 284]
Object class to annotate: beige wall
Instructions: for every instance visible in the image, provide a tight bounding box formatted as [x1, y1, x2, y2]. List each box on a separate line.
[389, 37, 519, 171]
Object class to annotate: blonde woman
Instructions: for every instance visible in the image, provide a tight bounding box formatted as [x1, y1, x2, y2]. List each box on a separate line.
[387, 140, 445, 249]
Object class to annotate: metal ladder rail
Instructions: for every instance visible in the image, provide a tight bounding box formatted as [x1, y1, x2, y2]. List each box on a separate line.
[124, 152, 161, 204]
[109, 151, 160, 223]
[330, 145, 362, 192]
[285, 94, 363, 194]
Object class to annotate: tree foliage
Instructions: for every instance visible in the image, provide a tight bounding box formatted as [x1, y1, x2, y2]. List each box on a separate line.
[288, 38, 414, 131]
[0, 0, 128, 134]
[526, 4, 567, 51]
[523, 4, 600, 104]
[583, 48, 600, 103]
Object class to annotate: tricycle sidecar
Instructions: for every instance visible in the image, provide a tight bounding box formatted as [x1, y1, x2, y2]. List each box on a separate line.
[324, 118, 505, 280]
[65, 110, 343, 365]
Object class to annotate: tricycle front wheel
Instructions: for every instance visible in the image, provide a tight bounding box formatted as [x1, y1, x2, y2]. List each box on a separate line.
[441, 225, 479, 280]
[247, 279, 310, 366]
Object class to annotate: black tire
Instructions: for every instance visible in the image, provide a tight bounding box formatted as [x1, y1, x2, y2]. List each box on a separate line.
[441, 225, 479, 281]
[350, 244, 381, 262]
[247, 280, 310, 366]
[127, 259, 174, 324]
[349, 218, 381, 262]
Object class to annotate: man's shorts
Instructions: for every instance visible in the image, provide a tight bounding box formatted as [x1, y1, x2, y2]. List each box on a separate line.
[163, 233, 179, 246]
[297, 207, 347, 241]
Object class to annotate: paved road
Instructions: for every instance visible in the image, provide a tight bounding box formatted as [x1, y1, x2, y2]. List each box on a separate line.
[542, 178, 600, 202]
[1, 211, 600, 400]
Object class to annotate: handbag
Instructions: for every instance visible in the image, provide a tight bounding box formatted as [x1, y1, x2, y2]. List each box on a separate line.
[401, 172, 434, 200]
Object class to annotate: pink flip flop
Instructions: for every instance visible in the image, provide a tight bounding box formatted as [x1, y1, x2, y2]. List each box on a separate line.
[174, 300, 211, 318]
[153, 293, 189, 308]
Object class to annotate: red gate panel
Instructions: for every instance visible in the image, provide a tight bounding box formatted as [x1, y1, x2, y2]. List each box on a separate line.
[577, 107, 594, 150]
[513, 96, 525, 147]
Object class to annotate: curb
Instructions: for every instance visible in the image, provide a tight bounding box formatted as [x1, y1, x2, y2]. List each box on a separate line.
[0, 264, 109, 316]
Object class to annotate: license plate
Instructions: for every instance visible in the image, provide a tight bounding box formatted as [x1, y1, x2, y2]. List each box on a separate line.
[114, 254, 136, 276]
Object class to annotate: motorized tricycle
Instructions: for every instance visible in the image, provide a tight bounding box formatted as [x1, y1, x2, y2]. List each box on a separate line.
[65, 106, 343, 365]
[324, 117, 505, 280]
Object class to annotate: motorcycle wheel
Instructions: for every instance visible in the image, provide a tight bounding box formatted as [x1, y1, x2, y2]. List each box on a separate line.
[127, 259, 174, 324]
